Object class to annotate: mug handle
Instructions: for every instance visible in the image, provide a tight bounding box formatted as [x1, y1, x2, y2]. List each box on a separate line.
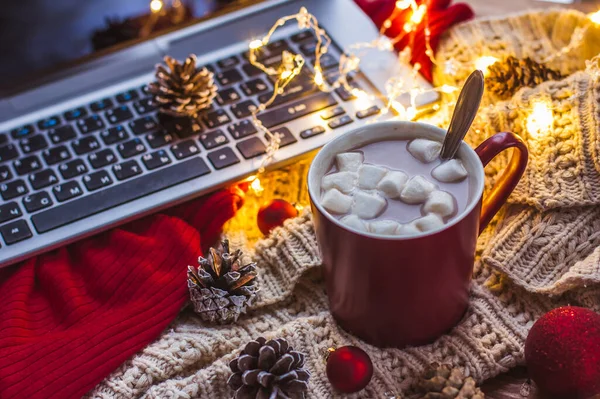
[474, 132, 528, 234]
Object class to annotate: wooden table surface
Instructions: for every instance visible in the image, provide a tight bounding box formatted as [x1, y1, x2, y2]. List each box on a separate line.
[459, 2, 594, 398]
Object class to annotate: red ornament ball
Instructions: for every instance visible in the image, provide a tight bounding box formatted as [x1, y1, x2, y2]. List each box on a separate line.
[257, 199, 298, 235]
[525, 306, 600, 399]
[326, 345, 373, 393]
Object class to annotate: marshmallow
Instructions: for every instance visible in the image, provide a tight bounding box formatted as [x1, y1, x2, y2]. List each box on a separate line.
[369, 219, 400, 235]
[321, 189, 353, 214]
[432, 159, 468, 183]
[423, 190, 456, 218]
[322, 171, 357, 194]
[358, 164, 388, 190]
[336, 152, 364, 172]
[341, 215, 368, 232]
[407, 139, 442, 163]
[400, 175, 436, 204]
[395, 223, 421, 236]
[413, 214, 445, 232]
[351, 191, 386, 219]
[377, 170, 409, 199]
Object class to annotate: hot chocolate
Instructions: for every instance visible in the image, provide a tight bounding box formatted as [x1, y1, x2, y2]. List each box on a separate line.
[319, 138, 470, 235]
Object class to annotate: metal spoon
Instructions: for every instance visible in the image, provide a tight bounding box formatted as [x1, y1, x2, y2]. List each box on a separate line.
[439, 70, 485, 160]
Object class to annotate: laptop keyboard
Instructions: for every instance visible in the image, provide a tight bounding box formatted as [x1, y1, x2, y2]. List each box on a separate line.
[0, 29, 382, 254]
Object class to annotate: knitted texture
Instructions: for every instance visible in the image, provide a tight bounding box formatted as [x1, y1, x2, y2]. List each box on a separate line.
[88, 10, 600, 398]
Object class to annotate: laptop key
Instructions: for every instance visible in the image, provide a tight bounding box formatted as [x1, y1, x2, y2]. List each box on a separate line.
[11, 124, 35, 139]
[118, 138, 146, 158]
[23, 191, 53, 213]
[328, 114, 353, 129]
[83, 170, 113, 191]
[64, 107, 88, 121]
[142, 150, 172, 170]
[49, 125, 77, 144]
[231, 100, 257, 119]
[207, 147, 240, 169]
[146, 130, 175, 148]
[216, 88, 241, 105]
[257, 76, 317, 108]
[1, 180, 28, 200]
[59, 159, 88, 179]
[217, 55, 239, 69]
[72, 136, 101, 155]
[105, 105, 134, 124]
[266, 39, 288, 52]
[14, 156, 42, 175]
[320, 106, 345, 120]
[100, 125, 129, 145]
[241, 63, 262, 78]
[53, 181, 83, 202]
[258, 92, 338, 128]
[1, 220, 32, 245]
[89, 148, 117, 169]
[216, 69, 243, 86]
[240, 79, 269, 96]
[171, 140, 200, 160]
[116, 89, 139, 103]
[42, 145, 71, 165]
[356, 105, 381, 119]
[32, 157, 210, 233]
[90, 98, 113, 112]
[20, 135, 48, 154]
[290, 30, 315, 43]
[265, 127, 297, 148]
[299, 42, 317, 56]
[0, 165, 12, 182]
[37, 116, 61, 130]
[199, 130, 229, 150]
[228, 120, 257, 140]
[77, 115, 105, 134]
[0, 144, 19, 163]
[0, 134, 6, 146]
[0, 202, 22, 224]
[113, 160, 142, 181]
[203, 109, 231, 129]
[299, 125, 326, 139]
[237, 137, 267, 159]
[133, 98, 156, 114]
[159, 115, 202, 138]
[29, 169, 59, 190]
[129, 116, 159, 135]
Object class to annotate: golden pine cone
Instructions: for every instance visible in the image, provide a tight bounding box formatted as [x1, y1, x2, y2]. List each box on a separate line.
[147, 54, 217, 118]
[415, 364, 485, 399]
[486, 56, 563, 99]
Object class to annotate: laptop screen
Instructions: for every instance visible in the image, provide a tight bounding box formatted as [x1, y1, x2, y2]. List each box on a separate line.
[0, 0, 256, 93]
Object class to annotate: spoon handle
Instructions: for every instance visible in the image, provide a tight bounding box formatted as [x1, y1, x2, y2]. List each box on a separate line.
[440, 70, 485, 160]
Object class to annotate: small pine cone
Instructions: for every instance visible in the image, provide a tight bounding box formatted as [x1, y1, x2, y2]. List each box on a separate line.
[147, 54, 217, 118]
[228, 337, 310, 399]
[187, 238, 258, 323]
[415, 364, 485, 399]
[486, 56, 562, 99]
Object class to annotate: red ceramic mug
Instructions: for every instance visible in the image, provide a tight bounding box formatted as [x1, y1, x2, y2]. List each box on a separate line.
[308, 121, 528, 348]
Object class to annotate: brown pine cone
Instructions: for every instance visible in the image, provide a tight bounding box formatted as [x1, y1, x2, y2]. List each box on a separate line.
[415, 364, 485, 399]
[187, 238, 258, 324]
[486, 56, 563, 99]
[147, 54, 217, 118]
[228, 337, 310, 399]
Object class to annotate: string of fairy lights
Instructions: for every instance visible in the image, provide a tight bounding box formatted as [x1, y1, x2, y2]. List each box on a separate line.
[146, 0, 600, 191]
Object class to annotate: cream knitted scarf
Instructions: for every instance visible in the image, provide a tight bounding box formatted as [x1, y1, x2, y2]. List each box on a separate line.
[88, 9, 600, 399]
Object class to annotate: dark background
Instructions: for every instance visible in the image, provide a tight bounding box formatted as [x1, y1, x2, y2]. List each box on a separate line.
[0, 0, 240, 90]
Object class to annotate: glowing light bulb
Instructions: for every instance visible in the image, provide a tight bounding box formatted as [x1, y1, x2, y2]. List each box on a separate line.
[440, 84, 458, 94]
[249, 39, 263, 50]
[590, 10, 600, 24]
[527, 101, 553, 137]
[280, 70, 293, 79]
[247, 176, 264, 195]
[475, 56, 498, 75]
[396, 0, 412, 9]
[406, 106, 417, 121]
[150, 0, 164, 13]
[383, 20, 392, 29]
[314, 68, 324, 86]
[410, 4, 427, 25]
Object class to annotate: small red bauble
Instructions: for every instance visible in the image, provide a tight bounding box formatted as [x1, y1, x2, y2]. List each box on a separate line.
[257, 199, 298, 235]
[525, 306, 600, 399]
[326, 345, 373, 393]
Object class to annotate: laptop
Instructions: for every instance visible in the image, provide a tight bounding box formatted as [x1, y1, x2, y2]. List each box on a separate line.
[0, 0, 437, 267]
